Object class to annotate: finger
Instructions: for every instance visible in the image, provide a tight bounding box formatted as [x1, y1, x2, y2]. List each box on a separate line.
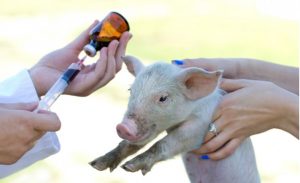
[98, 40, 119, 84]
[33, 131, 45, 142]
[26, 130, 45, 146]
[203, 132, 216, 144]
[32, 110, 61, 132]
[191, 131, 216, 154]
[181, 58, 216, 70]
[204, 111, 227, 142]
[192, 117, 224, 155]
[207, 138, 244, 160]
[180, 58, 235, 72]
[106, 40, 119, 73]
[68, 46, 111, 96]
[91, 47, 109, 82]
[202, 121, 220, 144]
[115, 32, 132, 71]
[220, 79, 250, 92]
[65, 20, 99, 52]
[92, 40, 119, 90]
[0, 102, 38, 111]
[192, 130, 230, 155]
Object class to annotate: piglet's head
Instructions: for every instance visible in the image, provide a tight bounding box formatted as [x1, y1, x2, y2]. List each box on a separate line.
[116, 56, 222, 145]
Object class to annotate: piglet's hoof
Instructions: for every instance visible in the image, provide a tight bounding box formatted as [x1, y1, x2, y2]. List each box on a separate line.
[89, 156, 119, 172]
[121, 162, 152, 175]
[121, 164, 135, 172]
[89, 159, 109, 171]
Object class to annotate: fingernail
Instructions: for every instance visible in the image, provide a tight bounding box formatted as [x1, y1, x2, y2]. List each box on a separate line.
[129, 33, 133, 39]
[172, 60, 184, 65]
[200, 155, 210, 160]
[93, 19, 99, 25]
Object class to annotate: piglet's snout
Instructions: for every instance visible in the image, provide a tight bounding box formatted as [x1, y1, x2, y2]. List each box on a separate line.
[116, 118, 139, 141]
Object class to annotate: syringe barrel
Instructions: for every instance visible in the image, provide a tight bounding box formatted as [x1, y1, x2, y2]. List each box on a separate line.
[34, 61, 84, 112]
[35, 78, 68, 111]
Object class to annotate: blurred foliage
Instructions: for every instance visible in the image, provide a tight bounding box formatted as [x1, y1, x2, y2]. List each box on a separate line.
[0, 0, 298, 65]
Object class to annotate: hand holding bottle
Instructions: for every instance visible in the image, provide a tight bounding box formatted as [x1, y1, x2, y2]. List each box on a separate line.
[84, 12, 130, 57]
[29, 20, 132, 97]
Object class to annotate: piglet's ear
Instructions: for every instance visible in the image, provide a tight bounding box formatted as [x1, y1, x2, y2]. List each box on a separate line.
[122, 55, 145, 77]
[177, 67, 222, 100]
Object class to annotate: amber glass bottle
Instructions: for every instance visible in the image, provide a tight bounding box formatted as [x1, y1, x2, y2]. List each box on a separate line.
[83, 12, 130, 57]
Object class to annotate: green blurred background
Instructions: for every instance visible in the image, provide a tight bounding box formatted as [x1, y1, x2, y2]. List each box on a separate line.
[0, 0, 299, 183]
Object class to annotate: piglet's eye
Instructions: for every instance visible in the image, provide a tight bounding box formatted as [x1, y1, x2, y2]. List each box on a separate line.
[159, 96, 168, 103]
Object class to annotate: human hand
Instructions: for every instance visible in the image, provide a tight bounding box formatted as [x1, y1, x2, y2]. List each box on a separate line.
[192, 79, 299, 160]
[173, 58, 299, 94]
[0, 102, 61, 164]
[173, 58, 243, 79]
[29, 21, 132, 97]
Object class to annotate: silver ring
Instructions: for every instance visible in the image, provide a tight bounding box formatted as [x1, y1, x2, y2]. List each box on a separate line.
[208, 123, 218, 136]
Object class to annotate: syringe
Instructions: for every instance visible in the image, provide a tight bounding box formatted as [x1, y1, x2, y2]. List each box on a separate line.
[34, 56, 87, 112]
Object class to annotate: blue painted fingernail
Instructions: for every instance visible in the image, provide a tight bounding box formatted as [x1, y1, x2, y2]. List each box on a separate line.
[200, 155, 210, 160]
[172, 60, 184, 65]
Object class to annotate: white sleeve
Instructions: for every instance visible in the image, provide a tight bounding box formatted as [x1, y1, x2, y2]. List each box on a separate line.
[0, 70, 60, 178]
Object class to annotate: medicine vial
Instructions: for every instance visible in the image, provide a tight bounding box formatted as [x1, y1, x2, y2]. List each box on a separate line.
[83, 12, 130, 57]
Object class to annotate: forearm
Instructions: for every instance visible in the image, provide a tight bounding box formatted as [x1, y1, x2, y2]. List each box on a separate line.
[238, 59, 299, 94]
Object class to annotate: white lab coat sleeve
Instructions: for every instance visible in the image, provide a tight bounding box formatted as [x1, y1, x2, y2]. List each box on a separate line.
[0, 69, 60, 178]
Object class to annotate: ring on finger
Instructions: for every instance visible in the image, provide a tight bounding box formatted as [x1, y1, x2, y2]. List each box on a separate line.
[208, 123, 219, 136]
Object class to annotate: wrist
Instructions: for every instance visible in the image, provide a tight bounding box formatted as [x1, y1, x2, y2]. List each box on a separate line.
[233, 59, 245, 79]
[286, 96, 299, 138]
[277, 93, 299, 138]
[28, 67, 43, 97]
[235, 58, 260, 79]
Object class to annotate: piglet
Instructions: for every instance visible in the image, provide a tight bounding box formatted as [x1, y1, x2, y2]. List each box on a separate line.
[90, 56, 260, 183]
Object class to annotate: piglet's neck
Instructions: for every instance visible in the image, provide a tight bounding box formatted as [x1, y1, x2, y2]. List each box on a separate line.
[192, 89, 223, 121]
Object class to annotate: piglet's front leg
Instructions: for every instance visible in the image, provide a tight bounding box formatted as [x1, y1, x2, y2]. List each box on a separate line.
[121, 142, 162, 175]
[122, 119, 205, 175]
[90, 140, 143, 172]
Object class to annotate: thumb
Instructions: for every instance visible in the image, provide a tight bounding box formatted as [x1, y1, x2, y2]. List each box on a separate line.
[0, 102, 38, 111]
[65, 20, 99, 52]
[220, 79, 250, 92]
[33, 110, 61, 132]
